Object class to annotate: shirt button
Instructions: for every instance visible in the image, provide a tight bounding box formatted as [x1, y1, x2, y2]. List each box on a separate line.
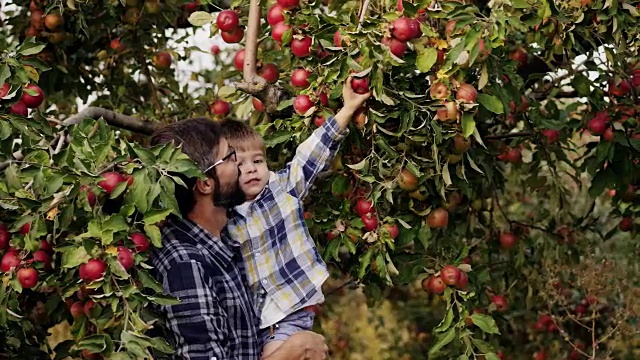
[262, 279, 268, 285]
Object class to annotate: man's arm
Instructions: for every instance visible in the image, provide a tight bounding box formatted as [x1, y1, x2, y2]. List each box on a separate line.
[279, 77, 372, 199]
[160, 260, 230, 360]
[262, 331, 328, 360]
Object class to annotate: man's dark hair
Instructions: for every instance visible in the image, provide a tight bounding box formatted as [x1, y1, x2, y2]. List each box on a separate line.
[150, 118, 222, 216]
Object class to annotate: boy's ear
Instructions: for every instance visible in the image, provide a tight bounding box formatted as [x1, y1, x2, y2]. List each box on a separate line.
[194, 177, 214, 195]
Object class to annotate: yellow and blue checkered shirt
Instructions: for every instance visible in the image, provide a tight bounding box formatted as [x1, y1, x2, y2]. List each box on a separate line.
[226, 116, 347, 318]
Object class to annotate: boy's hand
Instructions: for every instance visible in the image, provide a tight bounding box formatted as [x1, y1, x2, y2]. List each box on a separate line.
[342, 76, 372, 115]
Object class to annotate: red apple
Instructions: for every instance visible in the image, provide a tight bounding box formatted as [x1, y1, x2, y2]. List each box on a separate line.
[210, 99, 231, 115]
[608, 79, 631, 97]
[20, 222, 31, 235]
[1, 251, 21, 272]
[0, 224, 9, 249]
[271, 22, 291, 43]
[361, 213, 378, 231]
[534, 350, 547, 360]
[259, 63, 279, 83]
[619, 217, 633, 232]
[427, 208, 449, 228]
[221, 27, 244, 43]
[183, 1, 199, 12]
[293, 95, 314, 115]
[354, 199, 373, 217]
[541, 129, 560, 144]
[267, 5, 285, 25]
[252, 97, 264, 112]
[152, 51, 172, 69]
[440, 265, 461, 286]
[83, 300, 97, 317]
[409, 19, 422, 38]
[291, 36, 313, 57]
[10, 101, 29, 116]
[456, 84, 477, 103]
[277, 0, 299, 9]
[423, 275, 446, 294]
[351, 77, 369, 94]
[491, 295, 508, 311]
[44, 13, 64, 30]
[632, 71, 640, 88]
[602, 127, 615, 141]
[397, 0, 404, 11]
[216, 10, 239, 32]
[392, 17, 415, 41]
[291, 68, 311, 88]
[436, 101, 459, 121]
[314, 115, 325, 127]
[234, 49, 245, 71]
[20, 84, 44, 108]
[130, 233, 150, 252]
[509, 47, 527, 67]
[499, 232, 517, 249]
[17, 267, 38, 288]
[333, 30, 342, 47]
[210, 44, 220, 55]
[80, 185, 97, 207]
[39, 239, 53, 253]
[587, 117, 607, 135]
[455, 271, 468, 289]
[110, 38, 125, 52]
[499, 148, 522, 164]
[430, 81, 450, 99]
[384, 223, 399, 239]
[32, 250, 51, 270]
[117, 246, 135, 270]
[318, 91, 329, 106]
[382, 36, 408, 57]
[79, 259, 107, 282]
[397, 168, 418, 191]
[70, 301, 84, 318]
[0, 83, 10, 98]
[98, 172, 126, 194]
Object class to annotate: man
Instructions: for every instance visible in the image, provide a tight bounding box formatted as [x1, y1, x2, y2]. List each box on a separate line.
[150, 118, 328, 360]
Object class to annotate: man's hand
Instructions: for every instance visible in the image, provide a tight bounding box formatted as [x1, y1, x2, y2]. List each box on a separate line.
[263, 331, 328, 360]
[341, 76, 372, 115]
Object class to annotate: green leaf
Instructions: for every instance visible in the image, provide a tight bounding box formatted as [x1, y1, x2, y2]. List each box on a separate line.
[217, 85, 237, 99]
[417, 47, 438, 73]
[476, 94, 504, 114]
[148, 294, 181, 306]
[144, 224, 162, 248]
[109, 181, 129, 199]
[18, 42, 46, 56]
[61, 246, 90, 268]
[470, 314, 501, 334]
[471, 338, 495, 353]
[417, 225, 431, 249]
[150, 337, 174, 353]
[143, 209, 172, 225]
[428, 327, 456, 358]
[434, 305, 454, 333]
[5, 164, 21, 191]
[138, 270, 164, 293]
[0, 64, 11, 87]
[358, 248, 374, 279]
[484, 353, 501, 360]
[77, 334, 108, 353]
[107, 257, 130, 280]
[188, 11, 215, 26]
[461, 113, 475, 138]
[103, 215, 129, 233]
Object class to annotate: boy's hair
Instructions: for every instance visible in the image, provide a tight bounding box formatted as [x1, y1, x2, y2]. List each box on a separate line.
[219, 119, 265, 152]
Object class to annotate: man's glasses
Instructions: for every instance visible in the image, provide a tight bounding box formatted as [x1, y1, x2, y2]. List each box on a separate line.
[203, 147, 237, 174]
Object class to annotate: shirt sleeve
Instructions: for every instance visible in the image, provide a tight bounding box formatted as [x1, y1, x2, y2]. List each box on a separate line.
[160, 260, 229, 360]
[276, 116, 348, 199]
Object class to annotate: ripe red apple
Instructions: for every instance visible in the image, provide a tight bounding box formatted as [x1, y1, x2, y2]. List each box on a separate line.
[70, 301, 84, 318]
[10, 101, 28, 116]
[509, 47, 527, 67]
[216, 10, 239, 32]
[210, 99, 231, 115]
[440, 265, 461, 286]
[81, 349, 101, 360]
[318, 91, 329, 106]
[0, 83, 10, 98]
[353, 107, 367, 129]
[20, 222, 31, 235]
[619, 217, 633, 232]
[608, 79, 631, 97]
[30, 9, 44, 28]
[234, 49, 245, 71]
[259, 63, 279, 83]
[110, 38, 125, 52]
[456, 84, 477, 103]
[499, 232, 517, 249]
[98, 171, 126, 194]
[452, 135, 471, 154]
[271, 22, 291, 43]
[183, 1, 199, 12]
[267, 4, 285, 25]
[83, 300, 97, 317]
[221, 27, 244, 43]
[632, 71, 640, 88]
[602, 127, 615, 141]
[409, 19, 422, 38]
[427, 208, 449, 228]
[291, 35, 313, 57]
[44, 13, 64, 30]
[277, 0, 299, 9]
[333, 30, 342, 47]
[354, 199, 374, 217]
[436, 101, 459, 121]
[361, 213, 378, 231]
[152, 51, 172, 69]
[32, 250, 51, 270]
[422, 275, 446, 294]
[384, 223, 399, 239]
[117, 246, 135, 271]
[351, 77, 369, 94]
[39, 239, 53, 253]
[252, 97, 264, 112]
[25, 25, 41, 37]
[392, 17, 415, 41]
[430, 81, 450, 100]
[210, 44, 220, 55]
[491, 295, 508, 311]
[293, 95, 314, 115]
[0, 224, 9, 249]
[130, 233, 150, 252]
[79, 259, 107, 282]
[455, 271, 468, 289]
[1, 251, 21, 272]
[499, 148, 522, 164]
[314, 115, 325, 127]
[382, 36, 407, 57]
[534, 350, 547, 360]
[587, 117, 607, 135]
[17, 267, 38, 289]
[291, 68, 311, 88]
[398, 168, 418, 191]
[80, 185, 97, 207]
[541, 129, 560, 144]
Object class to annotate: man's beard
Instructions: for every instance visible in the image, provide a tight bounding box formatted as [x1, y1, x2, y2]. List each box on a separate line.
[212, 174, 245, 208]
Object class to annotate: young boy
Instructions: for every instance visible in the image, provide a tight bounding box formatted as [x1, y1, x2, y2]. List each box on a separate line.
[222, 77, 371, 358]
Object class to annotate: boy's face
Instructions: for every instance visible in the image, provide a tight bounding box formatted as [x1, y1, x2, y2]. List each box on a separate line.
[236, 148, 270, 201]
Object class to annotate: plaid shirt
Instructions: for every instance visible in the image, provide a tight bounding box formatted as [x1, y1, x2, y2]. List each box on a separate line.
[151, 216, 260, 360]
[227, 116, 348, 319]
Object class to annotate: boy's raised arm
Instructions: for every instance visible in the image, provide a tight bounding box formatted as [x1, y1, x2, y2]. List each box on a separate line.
[278, 77, 372, 198]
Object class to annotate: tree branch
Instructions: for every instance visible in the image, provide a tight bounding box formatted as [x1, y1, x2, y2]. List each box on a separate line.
[357, 0, 371, 30]
[485, 132, 535, 140]
[62, 107, 160, 134]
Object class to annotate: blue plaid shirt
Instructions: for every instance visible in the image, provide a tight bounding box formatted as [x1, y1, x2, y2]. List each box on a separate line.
[227, 116, 348, 320]
[151, 216, 260, 360]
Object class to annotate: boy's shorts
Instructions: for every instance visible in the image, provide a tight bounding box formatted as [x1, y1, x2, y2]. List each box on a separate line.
[259, 306, 316, 345]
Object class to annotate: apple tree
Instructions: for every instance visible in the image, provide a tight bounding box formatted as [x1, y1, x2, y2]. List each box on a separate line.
[1, 0, 640, 358]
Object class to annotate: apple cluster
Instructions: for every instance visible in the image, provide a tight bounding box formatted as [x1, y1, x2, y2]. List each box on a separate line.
[1, 83, 45, 117]
[422, 264, 468, 294]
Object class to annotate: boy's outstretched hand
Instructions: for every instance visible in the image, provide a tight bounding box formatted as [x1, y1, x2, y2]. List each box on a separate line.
[335, 76, 373, 129]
